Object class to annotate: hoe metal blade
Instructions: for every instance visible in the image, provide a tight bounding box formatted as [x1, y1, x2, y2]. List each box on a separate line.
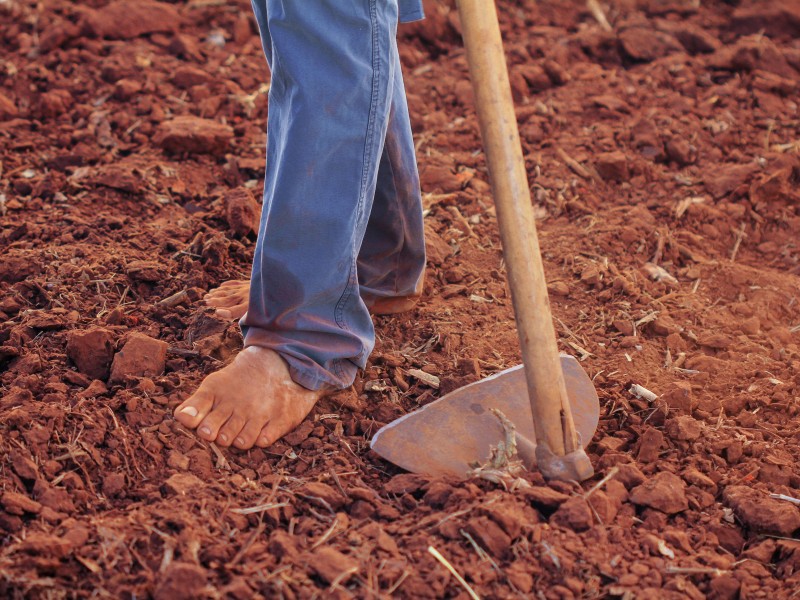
[371, 355, 599, 479]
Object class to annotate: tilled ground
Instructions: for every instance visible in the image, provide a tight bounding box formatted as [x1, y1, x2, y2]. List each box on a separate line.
[1, 0, 799, 598]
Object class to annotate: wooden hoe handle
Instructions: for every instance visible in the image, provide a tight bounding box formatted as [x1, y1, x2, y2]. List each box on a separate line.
[455, 0, 593, 480]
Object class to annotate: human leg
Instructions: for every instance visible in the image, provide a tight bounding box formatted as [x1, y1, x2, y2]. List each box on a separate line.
[176, 0, 402, 448]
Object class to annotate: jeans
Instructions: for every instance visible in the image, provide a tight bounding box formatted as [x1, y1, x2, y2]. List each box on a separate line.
[242, 0, 426, 391]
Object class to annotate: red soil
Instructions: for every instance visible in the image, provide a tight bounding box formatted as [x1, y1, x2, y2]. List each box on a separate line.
[1, 0, 799, 597]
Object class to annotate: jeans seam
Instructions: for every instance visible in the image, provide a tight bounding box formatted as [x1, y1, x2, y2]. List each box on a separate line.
[333, 0, 381, 366]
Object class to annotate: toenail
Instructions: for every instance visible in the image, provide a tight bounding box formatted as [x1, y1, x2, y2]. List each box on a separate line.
[235, 437, 245, 446]
[180, 406, 199, 417]
[199, 426, 211, 437]
[219, 433, 228, 442]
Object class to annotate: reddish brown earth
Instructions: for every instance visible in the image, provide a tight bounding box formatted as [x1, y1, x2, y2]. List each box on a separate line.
[1, 0, 799, 597]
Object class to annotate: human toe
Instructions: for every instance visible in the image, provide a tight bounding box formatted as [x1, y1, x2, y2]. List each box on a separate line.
[196, 406, 234, 442]
[232, 419, 268, 450]
[174, 390, 214, 428]
[216, 414, 247, 447]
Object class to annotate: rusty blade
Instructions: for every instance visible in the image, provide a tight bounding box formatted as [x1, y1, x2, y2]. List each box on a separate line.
[370, 355, 599, 478]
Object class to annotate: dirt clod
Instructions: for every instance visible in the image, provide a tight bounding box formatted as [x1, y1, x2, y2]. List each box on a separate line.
[722, 486, 800, 536]
[630, 472, 689, 514]
[66, 328, 115, 381]
[109, 333, 167, 383]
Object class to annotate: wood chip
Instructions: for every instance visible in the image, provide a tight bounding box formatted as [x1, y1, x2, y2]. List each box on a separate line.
[406, 369, 440, 389]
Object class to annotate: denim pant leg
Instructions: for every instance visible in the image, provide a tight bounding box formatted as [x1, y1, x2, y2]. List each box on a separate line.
[358, 39, 426, 303]
[242, 0, 401, 391]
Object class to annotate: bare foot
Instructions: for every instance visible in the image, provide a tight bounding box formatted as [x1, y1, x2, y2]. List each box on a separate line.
[173, 346, 322, 450]
[204, 280, 250, 320]
[204, 275, 424, 320]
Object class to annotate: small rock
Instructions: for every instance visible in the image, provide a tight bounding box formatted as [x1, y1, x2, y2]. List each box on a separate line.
[155, 116, 234, 156]
[84, 0, 182, 39]
[154, 562, 208, 600]
[168, 34, 204, 62]
[1, 491, 42, 515]
[595, 151, 630, 182]
[730, 2, 800, 39]
[66, 328, 115, 380]
[297, 481, 345, 511]
[660, 381, 694, 415]
[9, 450, 39, 481]
[630, 472, 689, 514]
[665, 137, 696, 166]
[102, 472, 126, 498]
[109, 333, 167, 383]
[636, 427, 664, 463]
[225, 188, 261, 237]
[666, 415, 702, 441]
[113, 79, 142, 101]
[710, 523, 745, 554]
[659, 22, 721, 54]
[615, 463, 647, 489]
[697, 333, 732, 350]
[588, 489, 621, 523]
[707, 574, 741, 600]
[618, 27, 684, 62]
[172, 66, 215, 89]
[20, 533, 72, 557]
[77, 379, 109, 399]
[612, 319, 634, 336]
[383, 473, 430, 496]
[424, 225, 452, 266]
[547, 281, 570, 297]
[268, 530, 300, 561]
[309, 547, 357, 585]
[126, 260, 166, 283]
[739, 316, 760, 335]
[551, 496, 594, 532]
[722, 486, 800, 536]
[521, 486, 570, 511]
[163, 473, 204, 497]
[167, 451, 190, 471]
[464, 515, 513, 558]
[704, 163, 758, 199]
[681, 467, 716, 491]
[0, 91, 19, 120]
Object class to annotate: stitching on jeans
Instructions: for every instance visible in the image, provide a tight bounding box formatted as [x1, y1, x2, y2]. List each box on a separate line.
[333, 0, 382, 354]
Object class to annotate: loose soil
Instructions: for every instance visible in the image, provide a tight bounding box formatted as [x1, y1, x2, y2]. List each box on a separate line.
[1, 0, 799, 598]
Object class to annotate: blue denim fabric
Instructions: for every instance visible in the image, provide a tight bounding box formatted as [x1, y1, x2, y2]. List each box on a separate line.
[243, 0, 426, 391]
[399, 0, 424, 22]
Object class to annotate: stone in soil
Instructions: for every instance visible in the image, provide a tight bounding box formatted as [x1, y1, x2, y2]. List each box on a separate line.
[0, 91, 18, 120]
[666, 415, 702, 441]
[84, 0, 182, 39]
[722, 486, 800, 536]
[225, 187, 261, 237]
[521, 486, 570, 512]
[595, 151, 629, 182]
[636, 427, 664, 463]
[66, 328, 115, 381]
[308, 547, 358, 585]
[20, 533, 72, 558]
[109, 333, 167, 383]
[153, 562, 208, 600]
[9, 450, 39, 481]
[464, 515, 513, 558]
[618, 27, 683, 62]
[552, 496, 594, 532]
[1, 490, 42, 515]
[297, 481, 345, 511]
[155, 116, 234, 156]
[163, 473, 204, 497]
[630, 472, 689, 514]
[730, 2, 800, 39]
